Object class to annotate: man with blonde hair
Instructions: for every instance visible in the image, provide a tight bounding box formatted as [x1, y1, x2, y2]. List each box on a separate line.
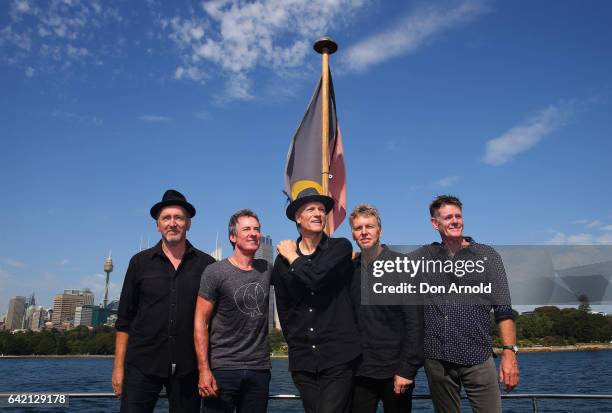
[350, 204, 423, 413]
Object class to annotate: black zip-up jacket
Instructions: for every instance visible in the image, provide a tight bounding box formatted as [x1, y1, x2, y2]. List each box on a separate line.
[352, 245, 424, 380]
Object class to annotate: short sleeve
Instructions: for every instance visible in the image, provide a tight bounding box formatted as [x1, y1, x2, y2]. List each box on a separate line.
[199, 264, 220, 301]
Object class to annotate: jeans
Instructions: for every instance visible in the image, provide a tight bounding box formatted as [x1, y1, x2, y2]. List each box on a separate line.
[201, 369, 271, 413]
[424, 357, 501, 413]
[292, 361, 356, 413]
[351, 376, 414, 413]
[120, 363, 200, 413]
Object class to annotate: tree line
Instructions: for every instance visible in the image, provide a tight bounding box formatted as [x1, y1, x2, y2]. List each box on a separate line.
[492, 306, 612, 347]
[0, 326, 288, 356]
[2, 307, 612, 356]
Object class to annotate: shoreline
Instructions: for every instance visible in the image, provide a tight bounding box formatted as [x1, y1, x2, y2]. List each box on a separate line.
[494, 343, 612, 354]
[3, 344, 612, 359]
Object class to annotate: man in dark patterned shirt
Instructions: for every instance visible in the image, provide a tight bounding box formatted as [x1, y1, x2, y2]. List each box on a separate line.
[421, 195, 519, 413]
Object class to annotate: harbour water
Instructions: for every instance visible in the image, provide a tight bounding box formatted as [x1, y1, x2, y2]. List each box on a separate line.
[1, 351, 612, 412]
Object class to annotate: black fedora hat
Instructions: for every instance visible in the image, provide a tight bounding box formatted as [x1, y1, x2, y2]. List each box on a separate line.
[286, 187, 334, 221]
[150, 189, 196, 219]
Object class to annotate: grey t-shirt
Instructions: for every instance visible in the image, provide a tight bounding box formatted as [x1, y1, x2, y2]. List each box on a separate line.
[198, 258, 271, 370]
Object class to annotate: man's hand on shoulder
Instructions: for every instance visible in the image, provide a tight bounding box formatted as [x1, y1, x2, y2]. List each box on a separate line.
[277, 240, 299, 264]
[499, 352, 519, 392]
[393, 374, 413, 395]
[198, 367, 219, 398]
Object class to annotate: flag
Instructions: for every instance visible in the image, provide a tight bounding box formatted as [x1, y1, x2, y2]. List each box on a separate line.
[284, 71, 347, 233]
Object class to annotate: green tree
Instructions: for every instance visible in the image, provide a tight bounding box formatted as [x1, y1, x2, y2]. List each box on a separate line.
[34, 334, 57, 355]
[3, 333, 33, 355]
[578, 294, 591, 313]
[87, 332, 115, 354]
[517, 314, 553, 339]
[55, 335, 69, 355]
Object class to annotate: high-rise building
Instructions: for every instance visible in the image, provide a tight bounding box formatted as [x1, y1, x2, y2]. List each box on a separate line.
[210, 246, 223, 261]
[62, 289, 94, 305]
[29, 306, 46, 331]
[23, 305, 38, 329]
[255, 235, 273, 263]
[52, 289, 95, 328]
[74, 305, 94, 327]
[6, 296, 26, 331]
[25, 292, 36, 307]
[92, 306, 114, 327]
[255, 235, 281, 331]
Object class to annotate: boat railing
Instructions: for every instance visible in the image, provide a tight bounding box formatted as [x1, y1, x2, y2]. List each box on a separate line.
[2, 393, 611, 412]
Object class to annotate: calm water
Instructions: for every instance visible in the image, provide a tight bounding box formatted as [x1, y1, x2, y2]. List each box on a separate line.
[1, 351, 612, 412]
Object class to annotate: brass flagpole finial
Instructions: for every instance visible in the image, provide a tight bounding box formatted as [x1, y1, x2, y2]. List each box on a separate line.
[314, 37, 338, 55]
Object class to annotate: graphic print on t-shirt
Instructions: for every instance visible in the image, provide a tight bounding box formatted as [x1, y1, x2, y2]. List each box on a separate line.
[233, 282, 265, 317]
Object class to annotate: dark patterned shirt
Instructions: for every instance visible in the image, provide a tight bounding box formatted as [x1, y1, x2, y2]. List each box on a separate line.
[416, 237, 515, 366]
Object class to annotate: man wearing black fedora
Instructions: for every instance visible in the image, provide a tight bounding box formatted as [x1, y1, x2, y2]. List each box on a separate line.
[113, 189, 216, 413]
[272, 187, 361, 413]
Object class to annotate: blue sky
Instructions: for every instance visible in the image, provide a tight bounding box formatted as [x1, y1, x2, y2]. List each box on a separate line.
[1, 0, 612, 311]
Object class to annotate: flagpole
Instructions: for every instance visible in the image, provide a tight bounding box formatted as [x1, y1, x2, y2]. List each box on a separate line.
[314, 37, 338, 235]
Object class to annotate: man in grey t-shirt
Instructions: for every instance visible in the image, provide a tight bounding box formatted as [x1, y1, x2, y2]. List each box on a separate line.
[194, 209, 272, 413]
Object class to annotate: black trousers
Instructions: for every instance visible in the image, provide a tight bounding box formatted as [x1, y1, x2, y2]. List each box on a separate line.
[120, 363, 200, 413]
[201, 369, 270, 413]
[292, 362, 355, 413]
[351, 376, 414, 413]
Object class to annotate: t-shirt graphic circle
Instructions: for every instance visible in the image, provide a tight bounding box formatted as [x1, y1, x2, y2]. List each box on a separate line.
[233, 282, 265, 317]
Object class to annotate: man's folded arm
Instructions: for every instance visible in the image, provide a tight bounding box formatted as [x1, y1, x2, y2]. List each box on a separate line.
[288, 238, 353, 291]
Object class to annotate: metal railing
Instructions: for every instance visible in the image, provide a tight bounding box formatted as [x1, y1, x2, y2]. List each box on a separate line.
[2, 392, 612, 412]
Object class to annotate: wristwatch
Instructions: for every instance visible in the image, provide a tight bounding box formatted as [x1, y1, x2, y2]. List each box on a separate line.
[502, 344, 519, 354]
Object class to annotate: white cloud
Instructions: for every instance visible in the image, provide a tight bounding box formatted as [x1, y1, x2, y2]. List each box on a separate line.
[436, 175, 460, 188]
[24, 66, 34, 76]
[225, 72, 253, 101]
[0, 267, 13, 281]
[161, 0, 368, 99]
[572, 219, 588, 225]
[600, 224, 612, 231]
[0, 25, 33, 51]
[546, 232, 594, 245]
[4, 259, 26, 268]
[194, 111, 210, 120]
[174, 65, 206, 83]
[14, 0, 31, 14]
[546, 231, 612, 245]
[342, 0, 487, 72]
[1, 0, 124, 74]
[139, 115, 173, 123]
[79, 273, 120, 304]
[483, 103, 572, 166]
[52, 110, 103, 125]
[586, 220, 602, 228]
[597, 232, 612, 244]
[59, 259, 70, 266]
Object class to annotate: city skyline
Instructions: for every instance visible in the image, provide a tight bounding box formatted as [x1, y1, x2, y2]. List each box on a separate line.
[2, 0, 612, 310]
